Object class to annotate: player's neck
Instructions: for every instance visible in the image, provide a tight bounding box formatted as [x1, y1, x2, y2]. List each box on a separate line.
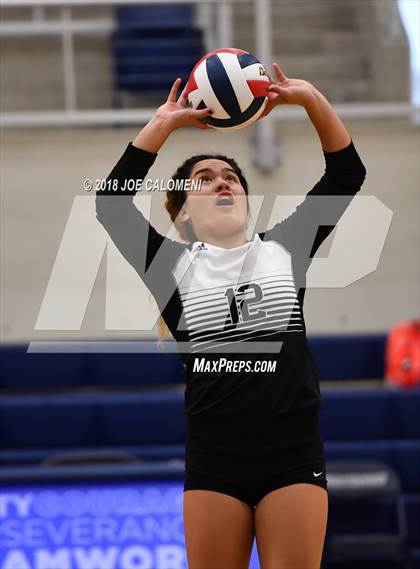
[197, 232, 248, 250]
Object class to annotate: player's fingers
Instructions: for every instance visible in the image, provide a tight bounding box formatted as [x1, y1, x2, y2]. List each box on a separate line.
[273, 62, 287, 82]
[268, 84, 287, 94]
[263, 64, 273, 83]
[195, 118, 211, 129]
[177, 83, 189, 106]
[191, 107, 213, 118]
[167, 78, 181, 102]
[266, 90, 279, 101]
[267, 84, 288, 104]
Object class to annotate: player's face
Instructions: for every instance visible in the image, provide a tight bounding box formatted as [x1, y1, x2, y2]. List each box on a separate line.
[181, 159, 248, 240]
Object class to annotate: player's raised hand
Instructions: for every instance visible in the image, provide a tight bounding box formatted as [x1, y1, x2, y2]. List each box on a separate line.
[154, 78, 213, 131]
[258, 63, 317, 119]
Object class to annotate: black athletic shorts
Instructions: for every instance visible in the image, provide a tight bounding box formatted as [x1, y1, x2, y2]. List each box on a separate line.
[183, 406, 328, 509]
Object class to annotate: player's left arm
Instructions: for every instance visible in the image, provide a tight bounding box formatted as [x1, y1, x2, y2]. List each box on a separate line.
[261, 62, 350, 151]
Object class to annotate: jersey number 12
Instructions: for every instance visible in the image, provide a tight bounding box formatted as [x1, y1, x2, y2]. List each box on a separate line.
[224, 283, 266, 326]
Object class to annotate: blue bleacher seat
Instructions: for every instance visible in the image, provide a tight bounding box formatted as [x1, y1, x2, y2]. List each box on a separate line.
[89, 351, 186, 386]
[0, 345, 85, 388]
[0, 390, 185, 451]
[321, 390, 393, 439]
[404, 495, 420, 553]
[110, 4, 205, 96]
[0, 445, 185, 468]
[320, 389, 420, 439]
[100, 390, 185, 445]
[115, 4, 194, 30]
[0, 343, 186, 388]
[308, 334, 387, 380]
[393, 389, 420, 437]
[0, 393, 99, 447]
[0, 336, 389, 389]
[0, 462, 185, 484]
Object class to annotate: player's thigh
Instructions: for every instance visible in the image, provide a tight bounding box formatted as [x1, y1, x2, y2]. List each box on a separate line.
[254, 483, 328, 569]
[183, 489, 255, 569]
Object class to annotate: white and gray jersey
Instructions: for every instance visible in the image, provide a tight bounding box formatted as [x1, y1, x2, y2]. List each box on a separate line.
[175, 234, 303, 354]
[96, 141, 366, 418]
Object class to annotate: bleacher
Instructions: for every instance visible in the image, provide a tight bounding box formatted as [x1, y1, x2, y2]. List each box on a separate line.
[110, 4, 204, 103]
[0, 336, 419, 568]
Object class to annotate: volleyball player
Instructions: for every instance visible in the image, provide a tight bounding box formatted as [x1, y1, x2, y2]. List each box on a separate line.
[96, 63, 366, 569]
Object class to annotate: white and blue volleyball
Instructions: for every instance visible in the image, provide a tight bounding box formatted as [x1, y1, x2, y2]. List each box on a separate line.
[185, 48, 270, 130]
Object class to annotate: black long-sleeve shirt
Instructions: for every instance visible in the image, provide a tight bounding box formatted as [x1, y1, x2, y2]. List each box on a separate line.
[96, 140, 366, 417]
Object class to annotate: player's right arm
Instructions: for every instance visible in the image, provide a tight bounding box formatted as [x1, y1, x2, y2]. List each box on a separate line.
[95, 78, 212, 284]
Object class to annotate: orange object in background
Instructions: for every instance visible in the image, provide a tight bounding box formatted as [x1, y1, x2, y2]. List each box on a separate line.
[385, 319, 420, 387]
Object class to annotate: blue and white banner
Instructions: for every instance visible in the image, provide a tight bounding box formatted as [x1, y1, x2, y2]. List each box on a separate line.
[0, 481, 260, 569]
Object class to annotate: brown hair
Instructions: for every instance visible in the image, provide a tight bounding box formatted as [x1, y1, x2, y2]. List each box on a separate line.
[156, 153, 250, 341]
